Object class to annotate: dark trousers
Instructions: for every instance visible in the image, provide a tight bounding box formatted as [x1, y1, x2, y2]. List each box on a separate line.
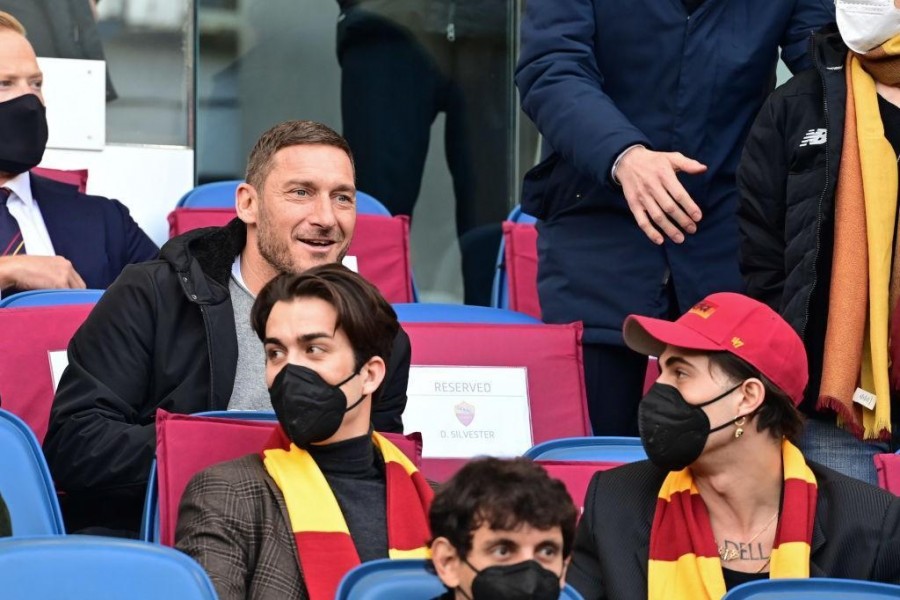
[583, 343, 649, 436]
[337, 9, 511, 238]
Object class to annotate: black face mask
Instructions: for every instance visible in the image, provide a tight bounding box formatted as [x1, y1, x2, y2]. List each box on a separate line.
[268, 363, 363, 448]
[0, 94, 49, 175]
[638, 382, 745, 472]
[463, 559, 561, 600]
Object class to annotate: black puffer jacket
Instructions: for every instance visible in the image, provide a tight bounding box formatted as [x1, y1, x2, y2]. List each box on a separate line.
[44, 219, 412, 535]
[738, 25, 847, 414]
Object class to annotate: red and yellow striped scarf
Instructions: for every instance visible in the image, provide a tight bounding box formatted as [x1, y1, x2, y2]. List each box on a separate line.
[263, 431, 433, 600]
[647, 440, 817, 600]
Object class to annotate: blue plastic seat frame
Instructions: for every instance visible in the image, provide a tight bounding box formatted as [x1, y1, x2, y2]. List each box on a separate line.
[722, 578, 900, 599]
[0, 409, 65, 535]
[524, 436, 647, 463]
[491, 204, 538, 310]
[393, 303, 540, 324]
[140, 410, 277, 543]
[0, 288, 104, 308]
[177, 180, 392, 215]
[0, 535, 218, 599]
[336, 558, 585, 600]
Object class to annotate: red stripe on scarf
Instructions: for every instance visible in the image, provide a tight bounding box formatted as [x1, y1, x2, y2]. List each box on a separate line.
[386, 463, 433, 550]
[650, 490, 719, 561]
[774, 479, 817, 545]
[294, 531, 360, 600]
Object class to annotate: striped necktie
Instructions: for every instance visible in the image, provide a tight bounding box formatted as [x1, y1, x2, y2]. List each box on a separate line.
[0, 187, 26, 256]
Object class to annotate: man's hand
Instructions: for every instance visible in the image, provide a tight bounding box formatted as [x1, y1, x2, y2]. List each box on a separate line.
[0, 255, 87, 290]
[615, 147, 707, 245]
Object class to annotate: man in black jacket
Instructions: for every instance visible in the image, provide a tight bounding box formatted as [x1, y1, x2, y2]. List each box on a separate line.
[738, 7, 900, 484]
[43, 120, 413, 536]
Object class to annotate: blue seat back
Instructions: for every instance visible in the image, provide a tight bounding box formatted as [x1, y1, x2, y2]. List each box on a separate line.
[722, 578, 900, 599]
[393, 303, 540, 324]
[0, 536, 218, 599]
[356, 191, 392, 216]
[0, 289, 104, 308]
[140, 410, 278, 542]
[177, 181, 392, 215]
[336, 559, 584, 600]
[524, 436, 647, 462]
[177, 180, 241, 208]
[0, 409, 64, 535]
[492, 204, 537, 309]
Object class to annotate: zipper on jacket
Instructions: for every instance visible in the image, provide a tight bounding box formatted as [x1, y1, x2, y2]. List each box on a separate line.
[446, 1, 456, 42]
[801, 35, 830, 342]
[199, 303, 217, 411]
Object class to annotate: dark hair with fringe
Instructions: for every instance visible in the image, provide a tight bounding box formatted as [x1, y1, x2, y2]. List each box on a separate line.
[429, 457, 579, 559]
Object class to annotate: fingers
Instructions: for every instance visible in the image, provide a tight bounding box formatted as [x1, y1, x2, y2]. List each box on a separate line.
[68, 267, 87, 289]
[660, 169, 702, 225]
[669, 152, 707, 175]
[624, 189, 665, 245]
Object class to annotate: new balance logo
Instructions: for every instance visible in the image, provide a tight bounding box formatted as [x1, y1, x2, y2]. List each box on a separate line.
[799, 128, 827, 147]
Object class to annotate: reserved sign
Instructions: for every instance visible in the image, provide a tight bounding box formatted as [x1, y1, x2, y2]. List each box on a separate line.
[402, 366, 533, 458]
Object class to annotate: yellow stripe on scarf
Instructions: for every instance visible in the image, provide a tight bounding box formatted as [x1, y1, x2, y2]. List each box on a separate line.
[849, 53, 897, 438]
[648, 555, 724, 600]
[263, 444, 350, 534]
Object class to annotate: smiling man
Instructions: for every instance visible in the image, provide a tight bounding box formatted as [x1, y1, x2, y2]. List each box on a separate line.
[429, 458, 578, 600]
[43, 120, 412, 537]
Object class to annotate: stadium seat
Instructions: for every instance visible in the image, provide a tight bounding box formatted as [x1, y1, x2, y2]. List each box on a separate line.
[0, 536, 217, 599]
[393, 303, 540, 324]
[0, 409, 65, 536]
[0, 304, 94, 441]
[524, 436, 647, 462]
[336, 558, 585, 600]
[491, 205, 539, 317]
[176, 180, 392, 215]
[0, 289, 104, 308]
[721, 578, 900, 599]
[401, 321, 589, 481]
[145, 410, 421, 545]
[874, 452, 900, 496]
[167, 211, 415, 303]
[537, 460, 623, 514]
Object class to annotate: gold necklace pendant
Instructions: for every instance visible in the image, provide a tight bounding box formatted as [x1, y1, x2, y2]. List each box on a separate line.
[717, 545, 740, 562]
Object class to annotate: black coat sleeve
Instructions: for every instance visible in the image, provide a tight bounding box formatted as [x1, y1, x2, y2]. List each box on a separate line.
[874, 496, 900, 583]
[737, 93, 790, 312]
[566, 472, 605, 600]
[371, 326, 410, 434]
[43, 264, 159, 495]
[0, 492, 11, 537]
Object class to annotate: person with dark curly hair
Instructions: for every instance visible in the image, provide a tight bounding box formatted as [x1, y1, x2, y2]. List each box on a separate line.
[429, 457, 578, 600]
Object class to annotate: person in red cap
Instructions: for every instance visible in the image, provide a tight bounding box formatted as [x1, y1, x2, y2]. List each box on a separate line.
[566, 292, 900, 600]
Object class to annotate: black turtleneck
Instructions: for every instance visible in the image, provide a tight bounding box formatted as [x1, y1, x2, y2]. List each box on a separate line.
[307, 432, 389, 562]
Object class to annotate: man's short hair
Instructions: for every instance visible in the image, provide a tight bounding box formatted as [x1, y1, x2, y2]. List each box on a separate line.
[0, 11, 26, 35]
[244, 120, 354, 190]
[429, 457, 579, 559]
[250, 263, 398, 374]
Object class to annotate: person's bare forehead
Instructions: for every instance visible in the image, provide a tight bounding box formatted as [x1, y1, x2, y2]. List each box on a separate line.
[0, 31, 41, 78]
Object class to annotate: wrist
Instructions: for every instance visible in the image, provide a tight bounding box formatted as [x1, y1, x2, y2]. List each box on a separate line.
[611, 144, 645, 186]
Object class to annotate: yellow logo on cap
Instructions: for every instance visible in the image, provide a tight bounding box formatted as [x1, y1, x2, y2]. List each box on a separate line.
[731, 337, 744, 349]
[689, 301, 717, 319]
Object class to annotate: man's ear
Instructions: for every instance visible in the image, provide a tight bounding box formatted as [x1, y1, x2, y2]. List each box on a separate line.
[431, 537, 463, 588]
[360, 355, 386, 398]
[235, 182, 259, 225]
[738, 377, 766, 417]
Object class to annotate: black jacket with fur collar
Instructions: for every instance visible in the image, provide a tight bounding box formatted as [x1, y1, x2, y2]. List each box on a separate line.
[44, 219, 411, 535]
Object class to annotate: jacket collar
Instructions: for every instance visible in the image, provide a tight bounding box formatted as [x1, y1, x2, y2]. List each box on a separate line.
[159, 217, 246, 304]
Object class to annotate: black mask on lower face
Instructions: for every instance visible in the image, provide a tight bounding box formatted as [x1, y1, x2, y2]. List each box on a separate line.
[638, 382, 744, 472]
[268, 363, 362, 448]
[0, 94, 49, 175]
[463, 559, 561, 600]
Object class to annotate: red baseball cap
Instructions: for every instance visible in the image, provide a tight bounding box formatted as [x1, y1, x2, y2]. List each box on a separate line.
[623, 292, 808, 405]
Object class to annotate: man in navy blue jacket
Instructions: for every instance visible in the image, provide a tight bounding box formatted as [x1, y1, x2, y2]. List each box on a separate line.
[515, 0, 834, 436]
[0, 11, 157, 296]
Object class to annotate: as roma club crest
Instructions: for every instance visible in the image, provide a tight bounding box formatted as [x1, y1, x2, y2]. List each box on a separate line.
[454, 401, 476, 427]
